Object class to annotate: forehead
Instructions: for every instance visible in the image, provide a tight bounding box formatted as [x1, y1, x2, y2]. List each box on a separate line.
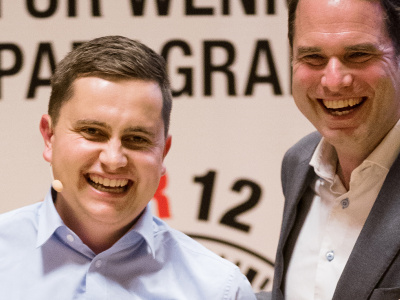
[70, 77, 163, 106]
[59, 77, 164, 128]
[294, 0, 388, 48]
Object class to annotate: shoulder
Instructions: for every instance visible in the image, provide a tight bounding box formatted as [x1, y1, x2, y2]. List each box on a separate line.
[153, 216, 237, 268]
[0, 202, 41, 224]
[0, 202, 42, 245]
[152, 217, 256, 299]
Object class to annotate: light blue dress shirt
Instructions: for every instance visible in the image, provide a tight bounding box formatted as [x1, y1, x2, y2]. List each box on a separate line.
[0, 188, 256, 300]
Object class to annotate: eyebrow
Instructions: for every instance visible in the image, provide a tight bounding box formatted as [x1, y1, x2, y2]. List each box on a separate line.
[296, 46, 321, 56]
[75, 119, 155, 137]
[344, 43, 379, 52]
[75, 119, 110, 130]
[123, 127, 155, 138]
[296, 43, 379, 56]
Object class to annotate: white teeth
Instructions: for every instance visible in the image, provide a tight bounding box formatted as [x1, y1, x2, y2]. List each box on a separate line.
[89, 175, 128, 187]
[332, 110, 351, 116]
[323, 98, 363, 109]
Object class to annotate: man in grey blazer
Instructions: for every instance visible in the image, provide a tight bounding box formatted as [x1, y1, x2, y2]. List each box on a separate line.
[269, 0, 400, 299]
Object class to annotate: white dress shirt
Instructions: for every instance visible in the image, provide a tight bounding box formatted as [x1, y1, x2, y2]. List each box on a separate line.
[0, 188, 255, 300]
[285, 120, 400, 300]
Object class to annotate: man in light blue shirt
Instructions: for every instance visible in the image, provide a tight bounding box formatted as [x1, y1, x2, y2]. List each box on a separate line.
[0, 36, 256, 300]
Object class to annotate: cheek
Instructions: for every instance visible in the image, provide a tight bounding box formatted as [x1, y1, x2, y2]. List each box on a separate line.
[143, 153, 164, 172]
[373, 77, 400, 118]
[292, 68, 315, 101]
[53, 140, 98, 173]
[291, 69, 323, 122]
[134, 152, 165, 178]
[352, 60, 400, 92]
[358, 66, 387, 87]
[292, 66, 321, 96]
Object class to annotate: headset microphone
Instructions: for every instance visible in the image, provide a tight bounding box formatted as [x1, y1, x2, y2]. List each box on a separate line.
[52, 179, 64, 193]
[50, 165, 64, 193]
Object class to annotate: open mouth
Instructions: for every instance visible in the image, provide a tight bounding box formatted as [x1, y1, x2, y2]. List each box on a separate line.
[86, 174, 131, 193]
[320, 97, 367, 116]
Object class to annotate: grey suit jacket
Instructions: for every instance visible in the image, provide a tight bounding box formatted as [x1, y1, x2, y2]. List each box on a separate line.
[271, 131, 400, 300]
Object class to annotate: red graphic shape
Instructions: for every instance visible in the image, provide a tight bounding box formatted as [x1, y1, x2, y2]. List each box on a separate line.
[153, 174, 171, 219]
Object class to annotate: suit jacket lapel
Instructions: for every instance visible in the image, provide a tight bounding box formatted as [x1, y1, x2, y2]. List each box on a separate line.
[279, 132, 322, 249]
[280, 161, 315, 255]
[274, 163, 315, 299]
[273, 132, 321, 298]
[333, 154, 400, 299]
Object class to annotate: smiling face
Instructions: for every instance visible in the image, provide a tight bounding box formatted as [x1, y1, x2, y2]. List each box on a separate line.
[40, 77, 171, 231]
[292, 0, 400, 154]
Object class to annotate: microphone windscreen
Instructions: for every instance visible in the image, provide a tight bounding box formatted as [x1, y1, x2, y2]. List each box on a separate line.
[52, 180, 64, 193]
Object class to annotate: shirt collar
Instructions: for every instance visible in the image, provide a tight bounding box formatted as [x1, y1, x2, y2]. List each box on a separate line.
[364, 119, 400, 170]
[310, 119, 400, 183]
[310, 138, 338, 183]
[119, 204, 156, 258]
[36, 188, 65, 248]
[36, 188, 156, 258]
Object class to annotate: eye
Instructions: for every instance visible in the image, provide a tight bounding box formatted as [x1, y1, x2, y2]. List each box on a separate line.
[300, 54, 327, 67]
[122, 135, 151, 149]
[346, 52, 373, 63]
[83, 127, 99, 135]
[80, 127, 107, 141]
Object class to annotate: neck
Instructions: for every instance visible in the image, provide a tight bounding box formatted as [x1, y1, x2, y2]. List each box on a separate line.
[335, 147, 370, 191]
[75, 222, 133, 254]
[54, 196, 141, 254]
[329, 120, 398, 189]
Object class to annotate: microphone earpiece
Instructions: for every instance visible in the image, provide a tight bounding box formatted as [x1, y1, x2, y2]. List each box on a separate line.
[52, 179, 64, 193]
[50, 164, 64, 193]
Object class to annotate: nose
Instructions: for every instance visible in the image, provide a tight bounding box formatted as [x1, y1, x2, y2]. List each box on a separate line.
[321, 57, 353, 92]
[99, 140, 128, 171]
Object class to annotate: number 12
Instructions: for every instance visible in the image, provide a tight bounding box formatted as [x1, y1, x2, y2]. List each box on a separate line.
[194, 170, 262, 232]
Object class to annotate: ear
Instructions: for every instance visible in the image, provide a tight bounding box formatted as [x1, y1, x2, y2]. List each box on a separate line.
[161, 135, 172, 176]
[39, 114, 54, 163]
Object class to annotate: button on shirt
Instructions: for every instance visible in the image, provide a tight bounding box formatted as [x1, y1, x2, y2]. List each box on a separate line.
[285, 120, 400, 300]
[0, 190, 256, 300]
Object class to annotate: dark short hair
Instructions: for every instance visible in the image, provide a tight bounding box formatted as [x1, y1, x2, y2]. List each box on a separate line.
[49, 35, 172, 136]
[287, 0, 400, 56]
